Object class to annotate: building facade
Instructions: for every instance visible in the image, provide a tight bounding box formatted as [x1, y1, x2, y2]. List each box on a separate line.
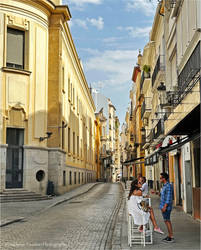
[0, 0, 97, 195]
[126, 0, 200, 220]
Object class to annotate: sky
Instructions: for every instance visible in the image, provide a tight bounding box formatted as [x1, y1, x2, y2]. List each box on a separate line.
[62, 0, 158, 125]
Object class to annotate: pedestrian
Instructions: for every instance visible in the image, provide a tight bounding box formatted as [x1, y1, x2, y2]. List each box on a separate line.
[139, 176, 149, 197]
[128, 179, 164, 234]
[159, 172, 174, 243]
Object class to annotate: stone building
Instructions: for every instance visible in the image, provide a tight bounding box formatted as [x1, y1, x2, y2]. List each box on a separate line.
[92, 89, 120, 182]
[0, 0, 97, 195]
[127, 0, 200, 220]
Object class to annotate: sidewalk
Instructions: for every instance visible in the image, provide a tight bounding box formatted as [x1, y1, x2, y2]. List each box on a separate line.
[0, 182, 100, 227]
[119, 185, 200, 250]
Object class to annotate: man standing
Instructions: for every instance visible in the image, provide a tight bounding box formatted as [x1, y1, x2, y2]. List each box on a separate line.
[139, 176, 149, 197]
[160, 172, 174, 243]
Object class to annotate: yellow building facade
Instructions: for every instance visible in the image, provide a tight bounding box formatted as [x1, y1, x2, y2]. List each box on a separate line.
[0, 0, 96, 195]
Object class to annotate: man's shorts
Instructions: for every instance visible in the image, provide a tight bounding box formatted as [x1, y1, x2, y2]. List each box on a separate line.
[162, 210, 171, 221]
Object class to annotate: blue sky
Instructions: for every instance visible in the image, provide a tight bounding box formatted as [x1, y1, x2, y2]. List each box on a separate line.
[63, 0, 158, 125]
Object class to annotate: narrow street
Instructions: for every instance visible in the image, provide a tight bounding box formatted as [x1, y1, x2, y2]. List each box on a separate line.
[0, 183, 122, 250]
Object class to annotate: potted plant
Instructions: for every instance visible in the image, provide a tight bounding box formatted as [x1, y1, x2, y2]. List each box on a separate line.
[142, 64, 151, 78]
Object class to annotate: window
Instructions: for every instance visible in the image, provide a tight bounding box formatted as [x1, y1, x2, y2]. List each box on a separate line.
[77, 136, 79, 156]
[71, 83, 72, 102]
[62, 67, 65, 92]
[74, 172, 76, 184]
[73, 132, 75, 155]
[62, 121, 65, 150]
[7, 28, 25, 69]
[73, 88, 75, 107]
[68, 78, 71, 101]
[81, 139, 82, 158]
[78, 172, 80, 184]
[68, 127, 70, 153]
[63, 171, 66, 186]
[69, 171, 72, 185]
[77, 95, 79, 114]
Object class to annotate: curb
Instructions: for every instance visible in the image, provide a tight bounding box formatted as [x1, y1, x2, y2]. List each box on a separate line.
[40, 182, 101, 213]
[0, 217, 25, 227]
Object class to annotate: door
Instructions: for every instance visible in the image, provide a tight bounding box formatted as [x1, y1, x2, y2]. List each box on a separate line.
[6, 128, 24, 188]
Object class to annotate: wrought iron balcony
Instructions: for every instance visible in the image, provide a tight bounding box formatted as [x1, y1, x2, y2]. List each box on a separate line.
[141, 97, 152, 119]
[152, 55, 165, 87]
[153, 119, 164, 139]
[163, 42, 200, 108]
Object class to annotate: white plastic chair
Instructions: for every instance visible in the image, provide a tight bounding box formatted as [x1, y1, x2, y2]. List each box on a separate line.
[127, 198, 153, 247]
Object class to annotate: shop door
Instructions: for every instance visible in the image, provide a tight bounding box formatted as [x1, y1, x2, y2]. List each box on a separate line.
[177, 154, 182, 206]
[6, 128, 24, 188]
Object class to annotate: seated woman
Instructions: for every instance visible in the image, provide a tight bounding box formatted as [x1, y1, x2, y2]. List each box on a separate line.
[127, 179, 164, 234]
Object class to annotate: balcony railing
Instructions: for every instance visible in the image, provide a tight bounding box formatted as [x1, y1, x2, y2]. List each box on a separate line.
[141, 134, 146, 147]
[177, 41, 200, 103]
[152, 55, 165, 87]
[153, 119, 164, 139]
[141, 97, 152, 119]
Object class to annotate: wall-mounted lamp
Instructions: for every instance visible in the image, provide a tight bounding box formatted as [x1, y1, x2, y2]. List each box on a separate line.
[157, 82, 167, 105]
[140, 127, 146, 136]
[39, 132, 52, 142]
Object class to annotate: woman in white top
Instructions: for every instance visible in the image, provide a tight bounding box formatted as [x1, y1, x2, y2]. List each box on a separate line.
[128, 179, 164, 234]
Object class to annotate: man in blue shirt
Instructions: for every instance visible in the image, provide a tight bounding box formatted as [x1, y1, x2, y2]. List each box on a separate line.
[160, 172, 174, 243]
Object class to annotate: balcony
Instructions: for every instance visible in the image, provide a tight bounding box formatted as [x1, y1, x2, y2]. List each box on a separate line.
[153, 119, 164, 140]
[140, 71, 151, 90]
[141, 97, 152, 119]
[152, 55, 165, 87]
[130, 133, 134, 142]
[142, 130, 153, 149]
[100, 135, 107, 141]
[141, 134, 146, 147]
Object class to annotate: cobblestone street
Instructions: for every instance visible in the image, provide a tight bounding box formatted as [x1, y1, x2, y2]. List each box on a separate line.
[0, 183, 122, 250]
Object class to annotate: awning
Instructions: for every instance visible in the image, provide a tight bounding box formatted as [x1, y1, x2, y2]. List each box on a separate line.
[159, 132, 200, 155]
[123, 156, 144, 165]
[145, 149, 160, 166]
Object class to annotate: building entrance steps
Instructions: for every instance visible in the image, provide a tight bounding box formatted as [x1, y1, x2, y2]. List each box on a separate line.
[115, 183, 200, 250]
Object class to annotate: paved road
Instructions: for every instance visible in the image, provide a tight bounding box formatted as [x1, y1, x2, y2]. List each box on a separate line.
[0, 183, 123, 250]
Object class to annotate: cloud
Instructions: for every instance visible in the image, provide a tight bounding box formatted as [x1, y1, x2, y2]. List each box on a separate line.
[84, 49, 139, 89]
[71, 17, 104, 30]
[87, 17, 104, 30]
[118, 26, 151, 38]
[125, 0, 157, 16]
[72, 19, 88, 29]
[63, 0, 102, 7]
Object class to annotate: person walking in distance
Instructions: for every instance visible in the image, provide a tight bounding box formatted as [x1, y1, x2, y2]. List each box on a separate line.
[160, 172, 174, 243]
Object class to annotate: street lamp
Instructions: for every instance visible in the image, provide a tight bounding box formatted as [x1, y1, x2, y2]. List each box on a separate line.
[157, 82, 166, 105]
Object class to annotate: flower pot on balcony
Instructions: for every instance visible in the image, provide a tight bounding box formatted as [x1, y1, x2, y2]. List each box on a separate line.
[143, 64, 151, 78]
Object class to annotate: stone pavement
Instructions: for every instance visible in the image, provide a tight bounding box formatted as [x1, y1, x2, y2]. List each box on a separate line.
[112, 183, 201, 250]
[0, 182, 100, 227]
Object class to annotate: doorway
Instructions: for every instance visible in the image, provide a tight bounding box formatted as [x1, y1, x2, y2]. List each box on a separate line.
[6, 128, 24, 188]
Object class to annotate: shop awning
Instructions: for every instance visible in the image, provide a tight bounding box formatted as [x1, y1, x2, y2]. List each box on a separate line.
[123, 156, 144, 165]
[159, 132, 200, 155]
